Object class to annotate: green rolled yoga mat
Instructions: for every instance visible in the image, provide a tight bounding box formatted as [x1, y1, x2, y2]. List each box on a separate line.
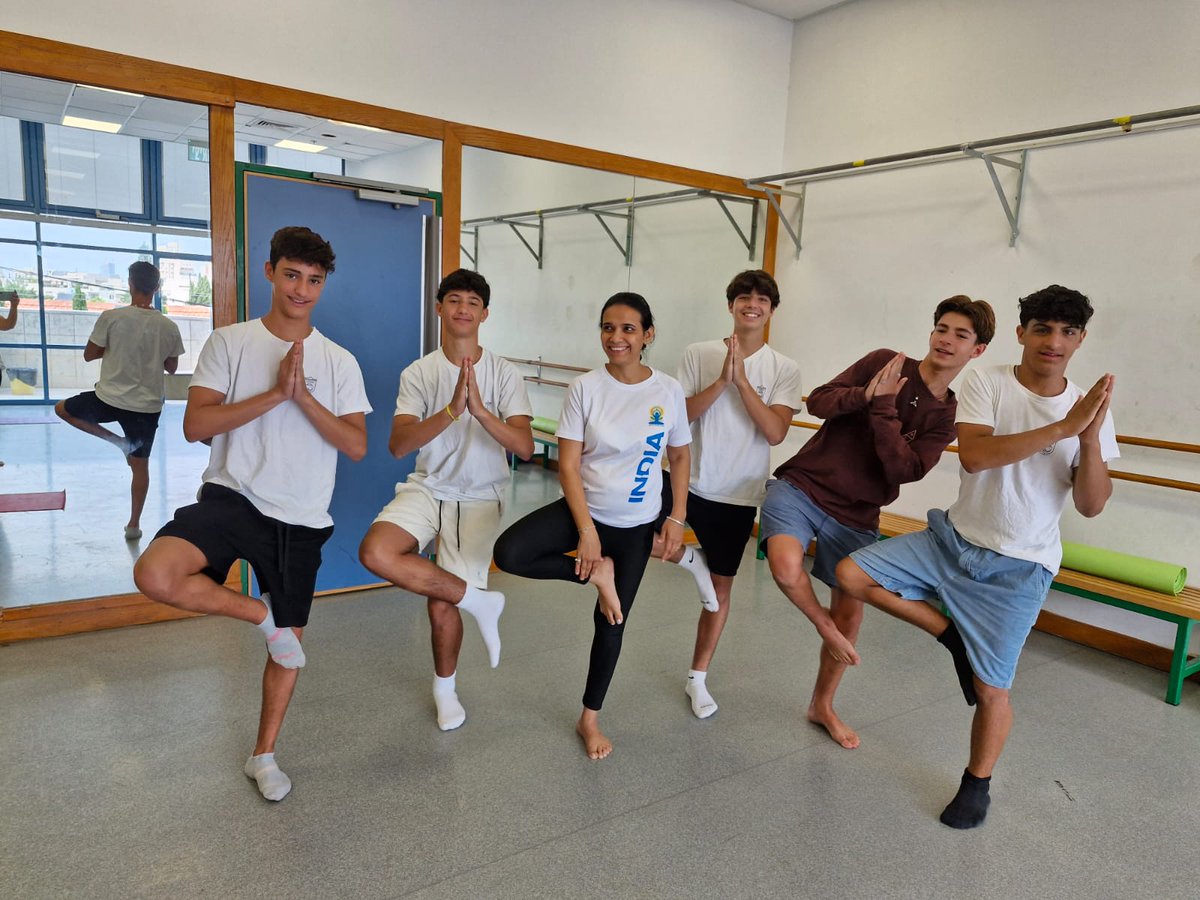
[1060, 541, 1187, 595]
[530, 416, 558, 434]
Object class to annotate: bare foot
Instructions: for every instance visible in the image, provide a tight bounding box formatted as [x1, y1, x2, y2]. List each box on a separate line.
[588, 557, 622, 625]
[807, 703, 860, 749]
[819, 627, 860, 666]
[576, 710, 613, 760]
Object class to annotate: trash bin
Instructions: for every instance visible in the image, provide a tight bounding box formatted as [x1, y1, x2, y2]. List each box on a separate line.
[7, 366, 37, 387]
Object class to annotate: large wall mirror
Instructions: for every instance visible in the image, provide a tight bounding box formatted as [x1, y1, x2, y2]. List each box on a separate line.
[0, 71, 213, 606]
[459, 147, 765, 423]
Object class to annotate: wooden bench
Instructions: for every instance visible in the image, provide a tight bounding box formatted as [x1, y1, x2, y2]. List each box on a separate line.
[877, 511, 1200, 706]
[513, 417, 559, 470]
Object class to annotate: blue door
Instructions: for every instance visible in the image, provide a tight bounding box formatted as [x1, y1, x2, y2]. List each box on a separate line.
[240, 166, 436, 593]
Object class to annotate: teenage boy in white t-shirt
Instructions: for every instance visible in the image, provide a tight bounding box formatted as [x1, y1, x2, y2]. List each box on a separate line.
[55, 262, 185, 540]
[838, 284, 1117, 829]
[359, 269, 533, 732]
[651, 270, 803, 719]
[134, 226, 371, 802]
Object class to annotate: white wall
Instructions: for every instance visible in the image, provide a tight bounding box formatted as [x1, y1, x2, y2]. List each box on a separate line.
[8, 0, 792, 176]
[771, 0, 1200, 649]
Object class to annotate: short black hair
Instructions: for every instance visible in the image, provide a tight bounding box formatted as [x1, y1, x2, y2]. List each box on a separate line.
[1018, 284, 1093, 329]
[269, 226, 336, 273]
[934, 295, 995, 345]
[127, 261, 160, 296]
[437, 269, 491, 308]
[725, 270, 780, 309]
[600, 292, 654, 331]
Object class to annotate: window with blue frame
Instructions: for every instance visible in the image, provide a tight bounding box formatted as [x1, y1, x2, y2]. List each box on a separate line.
[0, 114, 214, 403]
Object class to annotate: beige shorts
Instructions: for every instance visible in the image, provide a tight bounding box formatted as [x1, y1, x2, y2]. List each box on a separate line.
[372, 481, 503, 589]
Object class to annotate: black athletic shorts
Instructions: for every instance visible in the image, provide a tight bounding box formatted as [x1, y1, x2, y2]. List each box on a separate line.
[155, 483, 334, 628]
[656, 480, 758, 577]
[63, 390, 161, 458]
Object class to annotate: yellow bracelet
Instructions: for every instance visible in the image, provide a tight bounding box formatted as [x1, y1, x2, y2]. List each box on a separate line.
[444, 404, 460, 422]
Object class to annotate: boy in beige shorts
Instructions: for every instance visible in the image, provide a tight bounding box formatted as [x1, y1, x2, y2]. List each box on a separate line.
[359, 269, 534, 730]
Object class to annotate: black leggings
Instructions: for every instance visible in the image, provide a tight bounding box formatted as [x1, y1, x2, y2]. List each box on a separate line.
[493, 498, 655, 711]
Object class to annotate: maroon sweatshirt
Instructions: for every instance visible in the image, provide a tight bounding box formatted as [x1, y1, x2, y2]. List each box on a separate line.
[774, 348, 957, 531]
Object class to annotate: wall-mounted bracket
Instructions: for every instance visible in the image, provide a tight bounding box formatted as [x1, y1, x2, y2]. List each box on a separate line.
[460, 225, 479, 268]
[760, 184, 807, 257]
[591, 209, 634, 266]
[713, 196, 759, 260]
[506, 215, 544, 268]
[965, 148, 1028, 246]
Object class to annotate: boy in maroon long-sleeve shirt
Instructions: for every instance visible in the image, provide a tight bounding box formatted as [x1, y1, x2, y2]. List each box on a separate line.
[759, 296, 994, 748]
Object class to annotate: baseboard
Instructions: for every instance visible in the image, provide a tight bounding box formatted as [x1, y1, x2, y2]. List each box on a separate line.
[0, 566, 239, 643]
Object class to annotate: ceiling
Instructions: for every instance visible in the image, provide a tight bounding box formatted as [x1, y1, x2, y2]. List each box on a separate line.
[0, 71, 431, 161]
[731, 0, 848, 21]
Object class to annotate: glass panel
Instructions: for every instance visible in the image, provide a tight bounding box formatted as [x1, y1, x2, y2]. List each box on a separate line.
[156, 232, 211, 256]
[41, 243, 144, 319]
[161, 140, 210, 221]
[235, 140, 251, 163]
[44, 123, 144, 214]
[158, 255, 213, 375]
[0, 116, 24, 202]
[0, 239, 43, 345]
[265, 145, 344, 175]
[44, 344, 101, 399]
[0, 217, 36, 240]
[41, 222, 152, 250]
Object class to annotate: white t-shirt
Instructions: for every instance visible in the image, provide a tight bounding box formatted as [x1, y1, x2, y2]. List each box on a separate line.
[192, 319, 371, 528]
[948, 365, 1119, 573]
[89, 306, 186, 413]
[678, 339, 803, 506]
[394, 348, 533, 501]
[558, 367, 691, 528]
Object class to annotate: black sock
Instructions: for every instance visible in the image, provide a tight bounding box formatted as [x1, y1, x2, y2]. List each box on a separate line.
[936, 620, 978, 706]
[940, 769, 991, 829]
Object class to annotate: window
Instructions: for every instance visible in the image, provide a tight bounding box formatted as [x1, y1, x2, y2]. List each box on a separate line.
[161, 140, 210, 221]
[0, 117, 24, 202]
[43, 124, 144, 214]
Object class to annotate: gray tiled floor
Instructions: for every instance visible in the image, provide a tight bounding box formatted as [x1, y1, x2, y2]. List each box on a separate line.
[2, 465, 1198, 899]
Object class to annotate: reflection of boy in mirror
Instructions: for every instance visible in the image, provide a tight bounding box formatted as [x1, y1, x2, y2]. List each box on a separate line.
[837, 286, 1113, 829]
[761, 296, 993, 752]
[358, 269, 534, 733]
[134, 226, 371, 802]
[651, 270, 803, 719]
[54, 262, 185, 540]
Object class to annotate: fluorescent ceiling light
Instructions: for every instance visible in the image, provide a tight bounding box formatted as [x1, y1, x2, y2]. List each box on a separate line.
[275, 139, 327, 153]
[329, 120, 386, 133]
[80, 85, 144, 98]
[62, 115, 122, 133]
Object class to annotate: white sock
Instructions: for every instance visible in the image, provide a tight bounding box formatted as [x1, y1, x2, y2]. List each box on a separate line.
[244, 752, 292, 801]
[685, 669, 718, 719]
[677, 548, 720, 613]
[255, 594, 305, 669]
[457, 585, 504, 668]
[433, 673, 466, 731]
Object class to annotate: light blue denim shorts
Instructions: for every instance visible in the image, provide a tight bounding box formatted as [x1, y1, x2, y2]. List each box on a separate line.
[849, 508, 1054, 689]
[759, 479, 879, 588]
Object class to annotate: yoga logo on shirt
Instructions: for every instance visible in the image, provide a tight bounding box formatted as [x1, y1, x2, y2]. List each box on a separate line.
[629, 431, 665, 504]
[648, 406, 665, 426]
[304, 376, 317, 393]
[1040, 442, 1056, 455]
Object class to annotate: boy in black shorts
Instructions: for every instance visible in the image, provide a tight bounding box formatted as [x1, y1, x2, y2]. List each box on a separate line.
[652, 271, 803, 718]
[134, 227, 371, 801]
[55, 262, 184, 540]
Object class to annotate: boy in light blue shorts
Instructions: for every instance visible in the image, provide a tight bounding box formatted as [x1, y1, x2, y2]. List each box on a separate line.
[838, 285, 1118, 830]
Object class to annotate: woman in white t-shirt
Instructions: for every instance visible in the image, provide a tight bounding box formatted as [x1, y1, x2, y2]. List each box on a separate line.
[494, 293, 691, 760]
